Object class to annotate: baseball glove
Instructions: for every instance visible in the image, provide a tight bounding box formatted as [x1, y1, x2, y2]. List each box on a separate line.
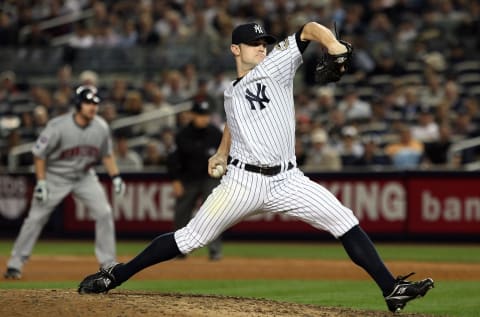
[315, 40, 353, 85]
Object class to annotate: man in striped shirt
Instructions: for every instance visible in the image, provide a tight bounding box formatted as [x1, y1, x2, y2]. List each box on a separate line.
[78, 22, 433, 313]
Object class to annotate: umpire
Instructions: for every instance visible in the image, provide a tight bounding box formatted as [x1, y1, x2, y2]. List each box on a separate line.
[167, 101, 223, 260]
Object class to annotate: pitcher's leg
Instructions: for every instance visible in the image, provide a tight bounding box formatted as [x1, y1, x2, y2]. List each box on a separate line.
[267, 170, 359, 237]
[269, 172, 393, 292]
[340, 225, 395, 295]
[112, 232, 180, 284]
[175, 169, 265, 254]
[202, 178, 222, 260]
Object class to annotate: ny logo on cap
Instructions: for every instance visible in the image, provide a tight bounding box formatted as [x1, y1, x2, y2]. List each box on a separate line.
[254, 24, 264, 34]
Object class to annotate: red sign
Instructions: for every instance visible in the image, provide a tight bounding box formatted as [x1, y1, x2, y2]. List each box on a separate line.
[408, 178, 480, 234]
[64, 177, 409, 235]
[4, 172, 480, 238]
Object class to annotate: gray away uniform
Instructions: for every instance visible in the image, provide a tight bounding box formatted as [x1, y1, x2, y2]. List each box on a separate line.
[7, 112, 117, 271]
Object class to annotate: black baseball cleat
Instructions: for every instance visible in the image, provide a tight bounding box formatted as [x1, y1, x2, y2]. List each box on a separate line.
[384, 272, 434, 313]
[78, 263, 123, 294]
[3, 267, 22, 280]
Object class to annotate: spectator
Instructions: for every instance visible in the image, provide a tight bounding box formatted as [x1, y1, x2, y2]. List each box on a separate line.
[295, 138, 307, 167]
[313, 87, 336, 120]
[79, 70, 99, 87]
[137, 13, 160, 46]
[325, 108, 347, 144]
[54, 65, 74, 99]
[304, 128, 341, 171]
[355, 135, 391, 168]
[336, 126, 364, 166]
[158, 127, 176, 156]
[162, 70, 189, 105]
[0, 71, 21, 103]
[419, 71, 445, 108]
[384, 124, 424, 169]
[423, 123, 455, 167]
[68, 20, 94, 49]
[0, 11, 17, 46]
[51, 90, 71, 116]
[451, 110, 477, 140]
[122, 90, 143, 116]
[143, 87, 176, 135]
[108, 78, 129, 111]
[189, 11, 222, 68]
[118, 19, 138, 47]
[94, 22, 121, 47]
[369, 46, 406, 77]
[122, 91, 144, 136]
[182, 63, 199, 99]
[143, 140, 164, 167]
[29, 86, 53, 113]
[392, 86, 423, 123]
[295, 114, 313, 149]
[337, 87, 372, 123]
[442, 80, 463, 112]
[99, 102, 118, 125]
[411, 106, 439, 143]
[113, 133, 143, 171]
[361, 96, 392, 136]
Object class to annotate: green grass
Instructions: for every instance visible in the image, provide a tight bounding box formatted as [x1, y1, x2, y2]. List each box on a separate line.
[1, 240, 480, 262]
[1, 240, 479, 316]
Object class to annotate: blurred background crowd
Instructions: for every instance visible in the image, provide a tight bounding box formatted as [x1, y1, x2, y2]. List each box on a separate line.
[0, 0, 479, 172]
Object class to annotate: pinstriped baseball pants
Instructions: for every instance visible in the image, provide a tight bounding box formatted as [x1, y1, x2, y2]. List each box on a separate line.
[174, 165, 359, 254]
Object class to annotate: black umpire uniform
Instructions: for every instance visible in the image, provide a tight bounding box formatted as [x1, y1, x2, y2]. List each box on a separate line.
[167, 101, 223, 260]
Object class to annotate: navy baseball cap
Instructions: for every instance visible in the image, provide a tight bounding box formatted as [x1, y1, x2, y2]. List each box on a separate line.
[232, 23, 276, 45]
[191, 101, 212, 114]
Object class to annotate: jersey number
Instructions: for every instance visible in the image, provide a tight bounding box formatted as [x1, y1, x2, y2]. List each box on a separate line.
[245, 83, 270, 110]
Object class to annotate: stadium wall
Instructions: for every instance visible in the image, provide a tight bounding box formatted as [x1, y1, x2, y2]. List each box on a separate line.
[1, 171, 479, 241]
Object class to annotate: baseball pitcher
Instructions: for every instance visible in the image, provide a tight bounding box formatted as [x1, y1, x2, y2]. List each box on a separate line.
[4, 85, 125, 279]
[77, 22, 433, 313]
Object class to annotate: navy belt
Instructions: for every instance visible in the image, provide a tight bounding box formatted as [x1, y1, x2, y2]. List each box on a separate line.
[227, 156, 294, 176]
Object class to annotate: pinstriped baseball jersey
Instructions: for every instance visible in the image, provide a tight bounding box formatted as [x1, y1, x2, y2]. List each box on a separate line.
[32, 111, 112, 180]
[225, 34, 300, 166]
[174, 30, 359, 255]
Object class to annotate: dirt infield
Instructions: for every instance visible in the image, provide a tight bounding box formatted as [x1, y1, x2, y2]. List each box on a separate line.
[2, 255, 476, 317]
[1, 289, 439, 317]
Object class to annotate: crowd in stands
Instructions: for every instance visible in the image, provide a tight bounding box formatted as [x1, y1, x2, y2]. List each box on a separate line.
[1, 0, 480, 171]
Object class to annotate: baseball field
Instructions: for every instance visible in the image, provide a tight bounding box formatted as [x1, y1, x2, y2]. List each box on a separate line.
[0, 240, 478, 317]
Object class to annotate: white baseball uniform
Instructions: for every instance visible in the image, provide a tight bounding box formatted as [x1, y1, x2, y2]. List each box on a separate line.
[175, 32, 359, 254]
[7, 111, 117, 271]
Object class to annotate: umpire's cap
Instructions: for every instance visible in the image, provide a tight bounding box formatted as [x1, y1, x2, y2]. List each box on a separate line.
[232, 23, 276, 45]
[191, 101, 212, 115]
[75, 85, 100, 110]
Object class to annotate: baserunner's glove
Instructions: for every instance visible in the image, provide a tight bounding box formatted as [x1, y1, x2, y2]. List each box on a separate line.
[112, 175, 126, 196]
[34, 180, 48, 203]
[315, 40, 353, 85]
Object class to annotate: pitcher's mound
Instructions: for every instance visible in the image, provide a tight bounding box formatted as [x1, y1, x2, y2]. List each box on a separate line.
[0, 289, 436, 317]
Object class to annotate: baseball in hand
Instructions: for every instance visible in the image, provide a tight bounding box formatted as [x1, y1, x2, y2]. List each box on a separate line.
[211, 165, 224, 178]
